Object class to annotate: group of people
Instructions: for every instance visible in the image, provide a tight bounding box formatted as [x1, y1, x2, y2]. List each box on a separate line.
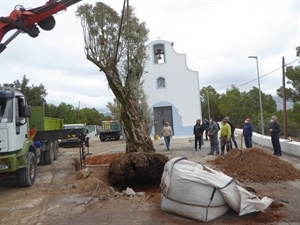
[192, 117, 233, 155]
[160, 115, 282, 157]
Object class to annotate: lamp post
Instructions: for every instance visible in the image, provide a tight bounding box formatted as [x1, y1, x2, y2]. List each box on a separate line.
[248, 56, 264, 135]
[207, 90, 211, 120]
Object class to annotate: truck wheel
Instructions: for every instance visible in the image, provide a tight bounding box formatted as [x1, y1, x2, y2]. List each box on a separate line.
[16, 152, 37, 187]
[44, 142, 54, 165]
[100, 138, 105, 142]
[52, 141, 59, 160]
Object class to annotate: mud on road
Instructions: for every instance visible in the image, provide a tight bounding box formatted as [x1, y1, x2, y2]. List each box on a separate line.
[0, 137, 299, 225]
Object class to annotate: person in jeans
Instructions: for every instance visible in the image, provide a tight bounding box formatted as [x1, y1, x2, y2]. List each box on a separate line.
[242, 118, 253, 148]
[193, 119, 205, 151]
[160, 122, 173, 151]
[227, 117, 238, 149]
[269, 116, 282, 156]
[220, 117, 232, 155]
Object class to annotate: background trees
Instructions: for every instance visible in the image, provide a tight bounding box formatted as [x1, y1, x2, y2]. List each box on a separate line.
[14, 75, 47, 106]
[5, 76, 105, 126]
[200, 85, 221, 120]
[200, 83, 298, 139]
[5, 72, 298, 140]
[276, 65, 300, 102]
[276, 63, 300, 138]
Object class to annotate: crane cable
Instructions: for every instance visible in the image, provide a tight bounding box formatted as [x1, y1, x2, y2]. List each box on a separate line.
[113, 0, 128, 67]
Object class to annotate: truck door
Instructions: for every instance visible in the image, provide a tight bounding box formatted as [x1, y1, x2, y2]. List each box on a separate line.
[14, 97, 27, 147]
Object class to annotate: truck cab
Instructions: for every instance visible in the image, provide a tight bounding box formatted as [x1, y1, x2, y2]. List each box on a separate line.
[0, 84, 62, 186]
[0, 84, 31, 154]
[0, 84, 36, 186]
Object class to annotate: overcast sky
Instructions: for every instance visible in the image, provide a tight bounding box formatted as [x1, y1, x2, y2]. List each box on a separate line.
[0, 0, 299, 113]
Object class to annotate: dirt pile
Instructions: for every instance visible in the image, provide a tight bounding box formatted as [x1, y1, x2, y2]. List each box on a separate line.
[85, 153, 125, 165]
[210, 148, 300, 182]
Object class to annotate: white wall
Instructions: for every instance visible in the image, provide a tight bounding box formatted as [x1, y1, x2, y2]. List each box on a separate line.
[235, 129, 300, 157]
[144, 40, 201, 129]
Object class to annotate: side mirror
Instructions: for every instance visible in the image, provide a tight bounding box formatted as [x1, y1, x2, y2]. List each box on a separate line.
[22, 105, 31, 117]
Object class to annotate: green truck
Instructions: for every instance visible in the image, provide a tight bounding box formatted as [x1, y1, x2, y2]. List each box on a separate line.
[29, 106, 64, 165]
[0, 85, 70, 187]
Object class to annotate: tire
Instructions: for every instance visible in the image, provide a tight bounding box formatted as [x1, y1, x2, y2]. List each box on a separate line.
[52, 141, 59, 160]
[16, 152, 37, 187]
[44, 142, 54, 165]
[38, 16, 56, 31]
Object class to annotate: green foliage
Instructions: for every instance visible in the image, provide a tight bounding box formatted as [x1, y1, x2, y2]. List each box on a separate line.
[201, 85, 277, 134]
[106, 98, 122, 120]
[277, 65, 300, 102]
[45, 103, 105, 125]
[287, 103, 300, 139]
[6, 76, 105, 126]
[78, 107, 105, 125]
[13, 75, 47, 106]
[200, 85, 221, 120]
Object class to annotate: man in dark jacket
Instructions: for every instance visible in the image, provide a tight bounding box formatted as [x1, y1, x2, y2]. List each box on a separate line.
[243, 118, 253, 148]
[269, 116, 282, 156]
[227, 117, 238, 149]
[193, 119, 205, 151]
[203, 118, 210, 141]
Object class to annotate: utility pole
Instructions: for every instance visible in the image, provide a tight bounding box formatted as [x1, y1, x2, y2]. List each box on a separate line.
[282, 56, 287, 139]
[77, 100, 80, 122]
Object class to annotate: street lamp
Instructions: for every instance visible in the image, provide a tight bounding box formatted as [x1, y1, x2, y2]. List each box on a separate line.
[248, 56, 264, 135]
[207, 90, 211, 120]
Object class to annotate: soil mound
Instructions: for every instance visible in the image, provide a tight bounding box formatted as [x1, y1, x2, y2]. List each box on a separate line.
[85, 153, 125, 165]
[210, 148, 300, 182]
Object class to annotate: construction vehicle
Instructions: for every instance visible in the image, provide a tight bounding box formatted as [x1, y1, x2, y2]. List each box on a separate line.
[0, 84, 64, 186]
[99, 121, 120, 142]
[0, 0, 82, 186]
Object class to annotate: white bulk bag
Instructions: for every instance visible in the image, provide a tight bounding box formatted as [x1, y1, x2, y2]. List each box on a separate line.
[160, 157, 273, 222]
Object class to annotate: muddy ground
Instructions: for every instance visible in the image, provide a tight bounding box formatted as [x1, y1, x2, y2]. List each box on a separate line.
[0, 136, 299, 225]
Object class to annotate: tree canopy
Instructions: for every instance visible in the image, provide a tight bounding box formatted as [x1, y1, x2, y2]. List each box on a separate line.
[13, 75, 47, 106]
[201, 85, 277, 133]
[76, 2, 154, 153]
[277, 65, 300, 102]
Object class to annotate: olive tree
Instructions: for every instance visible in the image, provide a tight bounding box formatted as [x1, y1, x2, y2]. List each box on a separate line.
[76, 2, 154, 153]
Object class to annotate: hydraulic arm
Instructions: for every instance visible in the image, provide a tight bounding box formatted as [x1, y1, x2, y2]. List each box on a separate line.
[0, 0, 81, 53]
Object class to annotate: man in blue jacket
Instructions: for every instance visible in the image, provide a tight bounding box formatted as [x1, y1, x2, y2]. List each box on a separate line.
[243, 118, 253, 148]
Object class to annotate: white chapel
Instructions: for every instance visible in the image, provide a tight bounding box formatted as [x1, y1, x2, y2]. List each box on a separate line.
[143, 40, 202, 136]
